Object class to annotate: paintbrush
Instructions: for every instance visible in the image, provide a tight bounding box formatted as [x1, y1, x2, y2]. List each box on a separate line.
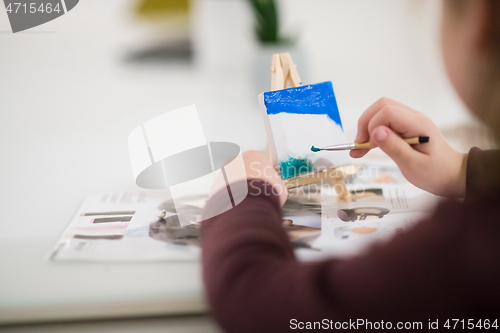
[311, 136, 429, 152]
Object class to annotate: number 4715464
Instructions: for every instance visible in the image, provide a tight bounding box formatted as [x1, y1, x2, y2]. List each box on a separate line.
[6, 3, 61, 14]
[443, 319, 498, 330]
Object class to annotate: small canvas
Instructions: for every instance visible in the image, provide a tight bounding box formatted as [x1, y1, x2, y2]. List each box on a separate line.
[260, 81, 351, 179]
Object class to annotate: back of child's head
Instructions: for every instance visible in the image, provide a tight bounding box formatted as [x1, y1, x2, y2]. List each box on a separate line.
[446, 0, 500, 141]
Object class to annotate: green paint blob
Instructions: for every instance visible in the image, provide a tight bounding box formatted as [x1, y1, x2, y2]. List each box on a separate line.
[279, 157, 314, 179]
[310, 146, 320, 152]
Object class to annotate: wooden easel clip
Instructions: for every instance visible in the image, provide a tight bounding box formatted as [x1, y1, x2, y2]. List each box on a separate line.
[270, 52, 302, 91]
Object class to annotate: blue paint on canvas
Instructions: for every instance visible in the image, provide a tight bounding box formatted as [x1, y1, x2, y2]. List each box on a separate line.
[263, 81, 343, 129]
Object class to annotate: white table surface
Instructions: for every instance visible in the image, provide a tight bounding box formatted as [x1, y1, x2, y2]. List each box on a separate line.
[0, 0, 475, 328]
[0, 315, 221, 333]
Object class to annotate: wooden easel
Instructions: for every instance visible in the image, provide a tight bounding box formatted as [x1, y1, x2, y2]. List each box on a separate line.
[269, 53, 351, 202]
[271, 52, 302, 91]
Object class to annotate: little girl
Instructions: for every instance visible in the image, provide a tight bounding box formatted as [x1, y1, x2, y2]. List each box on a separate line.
[202, 1, 500, 331]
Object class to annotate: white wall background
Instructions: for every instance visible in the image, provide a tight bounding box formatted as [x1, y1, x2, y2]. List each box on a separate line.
[195, 0, 474, 131]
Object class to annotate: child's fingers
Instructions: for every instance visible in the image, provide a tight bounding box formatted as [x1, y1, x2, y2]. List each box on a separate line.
[350, 148, 370, 158]
[355, 97, 414, 143]
[366, 106, 431, 143]
[370, 126, 425, 167]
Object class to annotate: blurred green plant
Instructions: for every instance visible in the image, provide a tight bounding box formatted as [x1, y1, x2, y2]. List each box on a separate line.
[249, 0, 286, 45]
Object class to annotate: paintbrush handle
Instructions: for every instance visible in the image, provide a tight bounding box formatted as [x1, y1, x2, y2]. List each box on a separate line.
[354, 136, 423, 150]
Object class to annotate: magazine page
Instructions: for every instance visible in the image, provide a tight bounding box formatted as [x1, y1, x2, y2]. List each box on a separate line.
[312, 164, 440, 258]
[48, 191, 201, 262]
[49, 189, 324, 262]
[49, 164, 439, 262]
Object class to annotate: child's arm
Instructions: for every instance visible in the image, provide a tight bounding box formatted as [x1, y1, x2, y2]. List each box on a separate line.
[201, 179, 473, 332]
[201, 148, 500, 332]
[351, 97, 468, 198]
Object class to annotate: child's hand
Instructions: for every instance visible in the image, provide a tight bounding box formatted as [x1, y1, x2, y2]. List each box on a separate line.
[209, 151, 288, 206]
[242, 151, 288, 206]
[351, 98, 467, 197]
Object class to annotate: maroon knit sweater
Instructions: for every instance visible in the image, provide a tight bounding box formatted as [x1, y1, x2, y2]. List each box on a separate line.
[201, 148, 500, 332]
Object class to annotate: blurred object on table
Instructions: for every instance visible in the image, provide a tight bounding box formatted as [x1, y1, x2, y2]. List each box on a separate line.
[248, 0, 284, 45]
[125, 0, 192, 63]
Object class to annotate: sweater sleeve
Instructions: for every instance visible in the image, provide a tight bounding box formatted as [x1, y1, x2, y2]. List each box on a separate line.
[466, 147, 500, 200]
[201, 179, 476, 332]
